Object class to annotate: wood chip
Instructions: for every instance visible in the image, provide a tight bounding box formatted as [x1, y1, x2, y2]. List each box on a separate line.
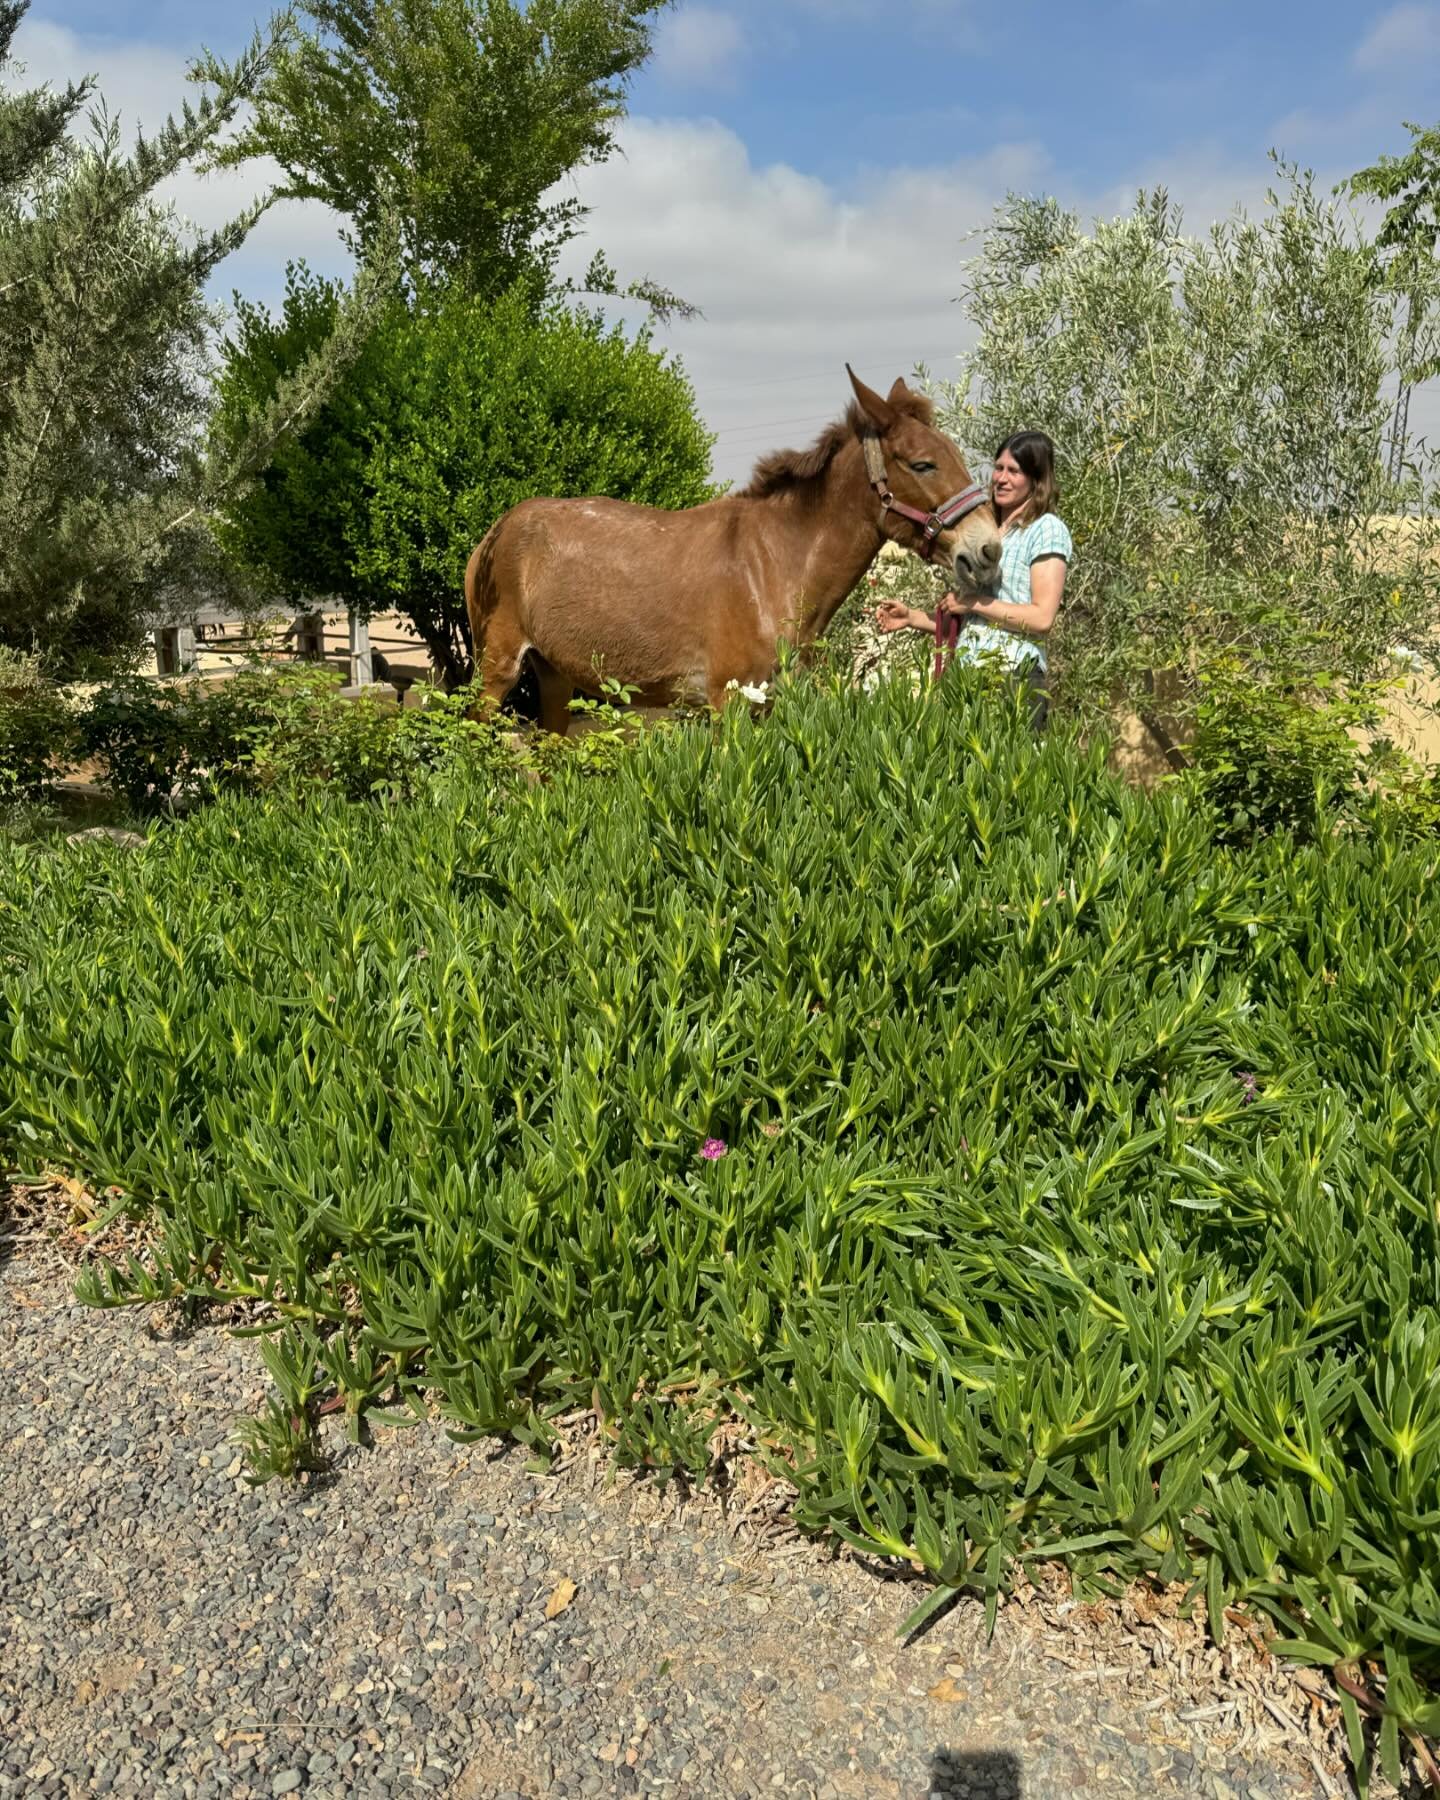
[544, 1578, 578, 1620]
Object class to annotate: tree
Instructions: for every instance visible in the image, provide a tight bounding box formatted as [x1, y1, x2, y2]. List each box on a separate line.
[938, 165, 1438, 717]
[946, 168, 1394, 580]
[213, 279, 715, 685]
[1345, 122, 1440, 481]
[0, 0, 393, 675]
[208, 0, 678, 304]
[209, 266, 395, 625]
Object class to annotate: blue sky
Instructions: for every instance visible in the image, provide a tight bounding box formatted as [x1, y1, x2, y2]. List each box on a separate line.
[632, 0, 1439, 193]
[12, 0, 1440, 478]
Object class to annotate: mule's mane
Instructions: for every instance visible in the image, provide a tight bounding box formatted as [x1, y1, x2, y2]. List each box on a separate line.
[740, 392, 937, 499]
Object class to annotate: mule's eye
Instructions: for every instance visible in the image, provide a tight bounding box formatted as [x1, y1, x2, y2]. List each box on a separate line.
[909, 460, 937, 474]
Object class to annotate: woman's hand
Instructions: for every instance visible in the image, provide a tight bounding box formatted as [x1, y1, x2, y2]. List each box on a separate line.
[938, 591, 976, 618]
[874, 600, 921, 633]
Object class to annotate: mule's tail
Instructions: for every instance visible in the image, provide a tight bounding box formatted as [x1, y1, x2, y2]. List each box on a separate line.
[464, 516, 510, 704]
[463, 519, 503, 665]
[465, 514, 532, 714]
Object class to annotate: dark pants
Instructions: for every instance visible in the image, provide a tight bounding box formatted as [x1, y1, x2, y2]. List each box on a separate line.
[1010, 662, 1049, 732]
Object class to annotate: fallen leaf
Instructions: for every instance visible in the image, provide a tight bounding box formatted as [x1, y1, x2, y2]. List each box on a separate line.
[545, 1578, 578, 1620]
[927, 1677, 969, 1704]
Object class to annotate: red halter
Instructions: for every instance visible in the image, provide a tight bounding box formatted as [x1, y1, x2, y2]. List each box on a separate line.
[861, 434, 989, 564]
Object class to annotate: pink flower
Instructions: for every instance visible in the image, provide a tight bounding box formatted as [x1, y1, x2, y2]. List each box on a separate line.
[700, 1138, 728, 1161]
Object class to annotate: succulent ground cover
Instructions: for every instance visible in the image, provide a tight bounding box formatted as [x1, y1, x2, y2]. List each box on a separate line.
[3, 664, 1440, 1790]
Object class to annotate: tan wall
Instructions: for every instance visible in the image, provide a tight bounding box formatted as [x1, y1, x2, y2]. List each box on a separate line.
[1366, 670, 1440, 765]
[1109, 668, 1440, 789]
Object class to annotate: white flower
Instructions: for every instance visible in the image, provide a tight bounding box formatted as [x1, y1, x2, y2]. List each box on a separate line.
[739, 682, 770, 705]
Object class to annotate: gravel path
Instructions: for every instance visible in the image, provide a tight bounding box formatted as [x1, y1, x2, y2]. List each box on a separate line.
[2, 1217, 1353, 1800]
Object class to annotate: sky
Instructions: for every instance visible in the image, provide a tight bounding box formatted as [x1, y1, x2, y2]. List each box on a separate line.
[9, 0, 1440, 483]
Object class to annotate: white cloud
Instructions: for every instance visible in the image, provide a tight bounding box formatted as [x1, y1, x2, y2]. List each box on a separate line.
[6, 16, 351, 317]
[10, 15, 1435, 480]
[558, 118, 1049, 482]
[651, 7, 747, 90]
[1353, 3, 1440, 68]
[559, 118, 1440, 483]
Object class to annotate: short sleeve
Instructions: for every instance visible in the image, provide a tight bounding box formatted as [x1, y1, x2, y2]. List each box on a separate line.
[1026, 515, 1072, 566]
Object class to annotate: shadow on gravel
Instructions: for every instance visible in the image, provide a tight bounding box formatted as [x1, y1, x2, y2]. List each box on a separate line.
[928, 1747, 1024, 1798]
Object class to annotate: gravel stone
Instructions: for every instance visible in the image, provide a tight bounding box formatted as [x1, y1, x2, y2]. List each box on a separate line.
[2, 1234, 1343, 1799]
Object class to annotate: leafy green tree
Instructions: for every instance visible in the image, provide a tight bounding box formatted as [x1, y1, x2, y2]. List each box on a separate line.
[0, 0, 392, 675]
[214, 278, 715, 685]
[208, 0, 678, 304]
[1345, 122, 1440, 480]
[210, 266, 395, 623]
[939, 165, 1438, 719]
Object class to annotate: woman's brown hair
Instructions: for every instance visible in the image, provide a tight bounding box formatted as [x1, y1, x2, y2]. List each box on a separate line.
[992, 430, 1058, 527]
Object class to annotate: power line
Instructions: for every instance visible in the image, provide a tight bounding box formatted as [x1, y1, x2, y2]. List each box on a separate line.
[696, 349, 961, 398]
[711, 411, 836, 439]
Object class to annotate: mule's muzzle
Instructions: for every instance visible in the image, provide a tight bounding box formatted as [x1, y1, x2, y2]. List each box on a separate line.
[953, 535, 1002, 589]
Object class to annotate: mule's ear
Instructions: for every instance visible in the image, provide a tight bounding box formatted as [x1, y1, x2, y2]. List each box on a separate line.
[887, 377, 911, 404]
[847, 364, 896, 433]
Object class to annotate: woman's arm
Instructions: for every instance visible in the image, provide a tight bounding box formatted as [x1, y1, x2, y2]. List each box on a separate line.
[874, 600, 939, 635]
[944, 555, 1067, 639]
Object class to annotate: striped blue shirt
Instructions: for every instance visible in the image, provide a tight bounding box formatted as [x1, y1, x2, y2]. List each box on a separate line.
[955, 512, 1073, 673]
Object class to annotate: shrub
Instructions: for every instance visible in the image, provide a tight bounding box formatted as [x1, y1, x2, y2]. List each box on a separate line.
[229, 669, 518, 801]
[77, 679, 223, 816]
[1368, 753, 1440, 838]
[0, 648, 75, 797]
[76, 665, 529, 813]
[5, 665, 1440, 1786]
[1179, 662, 1381, 845]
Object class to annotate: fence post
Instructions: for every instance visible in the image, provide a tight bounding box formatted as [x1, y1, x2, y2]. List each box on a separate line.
[153, 624, 197, 678]
[294, 610, 326, 661]
[348, 610, 373, 687]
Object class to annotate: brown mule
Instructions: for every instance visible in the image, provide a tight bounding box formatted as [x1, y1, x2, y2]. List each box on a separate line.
[463, 367, 1002, 734]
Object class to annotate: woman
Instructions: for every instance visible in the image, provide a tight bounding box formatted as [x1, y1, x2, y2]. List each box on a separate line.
[874, 430, 1071, 726]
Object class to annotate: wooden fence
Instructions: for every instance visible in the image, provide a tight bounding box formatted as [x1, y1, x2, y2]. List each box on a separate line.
[152, 606, 426, 695]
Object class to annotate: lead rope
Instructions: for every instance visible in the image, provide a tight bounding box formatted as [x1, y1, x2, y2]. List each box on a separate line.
[933, 604, 960, 682]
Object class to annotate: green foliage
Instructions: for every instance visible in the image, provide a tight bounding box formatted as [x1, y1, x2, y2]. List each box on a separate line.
[0, 646, 75, 797]
[1364, 751, 1440, 840]
[0, 1, 394, 676]
[214, 280, 715, 684]
[940, 169, 1440, 720]
[1345, 119, 1440, 390]
[207, 0, 671, 298]
[78, 679, 221, 816]
[210, 267, 396, 619]
[553, 676, 656, 778]
[6, 667, 1440, 1779]
[1179, 661, 1381, 845]
[1350, 120, 1440, 259]
[76, 665, 523, 812]
[234, 670, 519, 800]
